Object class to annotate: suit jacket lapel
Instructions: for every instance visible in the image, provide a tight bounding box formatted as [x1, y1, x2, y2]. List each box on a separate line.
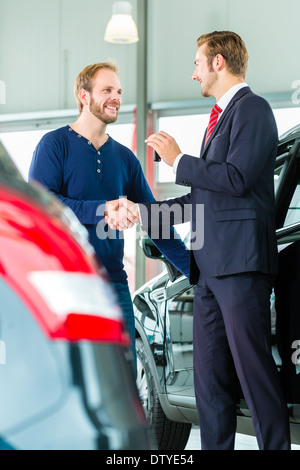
[200, 86, 251, 158]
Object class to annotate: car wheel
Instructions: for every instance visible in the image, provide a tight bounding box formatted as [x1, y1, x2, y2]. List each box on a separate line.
[136, 338, 191, 450]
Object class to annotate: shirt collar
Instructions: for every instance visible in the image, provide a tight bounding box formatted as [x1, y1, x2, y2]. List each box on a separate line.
[217, 82, 248, 113]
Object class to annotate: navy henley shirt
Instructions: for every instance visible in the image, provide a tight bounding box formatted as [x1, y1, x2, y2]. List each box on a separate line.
[29, 125, 190, 282]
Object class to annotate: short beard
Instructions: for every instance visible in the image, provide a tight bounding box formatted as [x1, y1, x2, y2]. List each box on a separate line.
[201, 68, 218, 98]
[89, 97, 119, 124]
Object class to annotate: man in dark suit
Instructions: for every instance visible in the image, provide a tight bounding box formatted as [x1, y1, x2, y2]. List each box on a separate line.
[107, 31, 291, 450]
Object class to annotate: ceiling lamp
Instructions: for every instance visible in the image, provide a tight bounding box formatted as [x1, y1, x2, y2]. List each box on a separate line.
[104, 1, 139, 44]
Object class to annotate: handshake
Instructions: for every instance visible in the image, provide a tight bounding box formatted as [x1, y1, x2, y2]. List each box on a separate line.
[104, 197, 140, 231]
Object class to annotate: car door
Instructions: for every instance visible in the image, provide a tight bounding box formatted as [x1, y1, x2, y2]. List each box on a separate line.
[273, 136, 300, 423]
[164, 276, 195, 406]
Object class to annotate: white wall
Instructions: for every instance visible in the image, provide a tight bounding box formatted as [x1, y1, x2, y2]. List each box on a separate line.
[148, 0, 300, 102]
[0, 0, 299, 115]
[0, 0, 138, 113]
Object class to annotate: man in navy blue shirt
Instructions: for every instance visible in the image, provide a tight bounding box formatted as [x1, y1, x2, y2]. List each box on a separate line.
[29, 61, 189, 372]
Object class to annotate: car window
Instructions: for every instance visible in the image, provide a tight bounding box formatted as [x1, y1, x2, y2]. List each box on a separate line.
[284, 183, 300, 226]
[274, 163, 285, 193]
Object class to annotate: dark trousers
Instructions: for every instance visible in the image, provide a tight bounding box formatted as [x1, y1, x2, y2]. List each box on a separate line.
[112, 280, 137, 377]
[193, 272, 291, 450]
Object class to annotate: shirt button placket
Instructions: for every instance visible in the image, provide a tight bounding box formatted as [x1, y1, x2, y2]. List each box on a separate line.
[96, 151, 102, 179]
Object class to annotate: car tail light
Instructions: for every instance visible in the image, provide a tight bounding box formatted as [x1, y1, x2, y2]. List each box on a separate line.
[0, 183, 130, 346]
[3, 267, 129, 345]
[28, 271, 127, 343]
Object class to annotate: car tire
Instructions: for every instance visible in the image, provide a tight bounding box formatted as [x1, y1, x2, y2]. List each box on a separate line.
[136, 338, 191, 450]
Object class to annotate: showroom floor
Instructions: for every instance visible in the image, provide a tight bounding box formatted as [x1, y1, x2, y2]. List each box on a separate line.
[185, 426, 300, 450]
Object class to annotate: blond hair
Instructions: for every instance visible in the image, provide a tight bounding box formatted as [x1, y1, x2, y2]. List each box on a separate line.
[74, 61, 119, 112]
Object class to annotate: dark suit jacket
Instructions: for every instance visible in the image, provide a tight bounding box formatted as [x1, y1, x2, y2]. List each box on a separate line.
[141, 87, 278, 284]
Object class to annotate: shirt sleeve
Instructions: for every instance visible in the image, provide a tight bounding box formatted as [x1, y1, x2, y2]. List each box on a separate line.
[173, 153, 184, 173]
[28, 133, 105, 225]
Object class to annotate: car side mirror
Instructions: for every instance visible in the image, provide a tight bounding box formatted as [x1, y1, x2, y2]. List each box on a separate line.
[141, 236, 164, 260]
[140, 236, 182, 282]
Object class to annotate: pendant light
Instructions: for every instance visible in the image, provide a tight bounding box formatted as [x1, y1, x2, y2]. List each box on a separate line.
[104, 1, 139, 44]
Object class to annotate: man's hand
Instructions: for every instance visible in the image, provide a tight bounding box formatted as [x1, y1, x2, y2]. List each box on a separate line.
[145, 131, 181, 166]
[104, 198, 140, 231]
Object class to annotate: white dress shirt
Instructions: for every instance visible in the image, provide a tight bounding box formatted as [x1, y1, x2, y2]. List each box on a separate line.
[172, 82, 248, 173]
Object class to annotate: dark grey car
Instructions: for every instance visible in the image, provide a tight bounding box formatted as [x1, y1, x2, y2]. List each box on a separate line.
[133, 124, 300, 450]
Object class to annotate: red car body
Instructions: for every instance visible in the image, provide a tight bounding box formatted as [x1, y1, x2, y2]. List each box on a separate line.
[0, 141, 154, 450]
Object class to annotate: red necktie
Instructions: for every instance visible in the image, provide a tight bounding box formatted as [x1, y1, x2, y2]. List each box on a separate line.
[204, 104, 222, 146]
